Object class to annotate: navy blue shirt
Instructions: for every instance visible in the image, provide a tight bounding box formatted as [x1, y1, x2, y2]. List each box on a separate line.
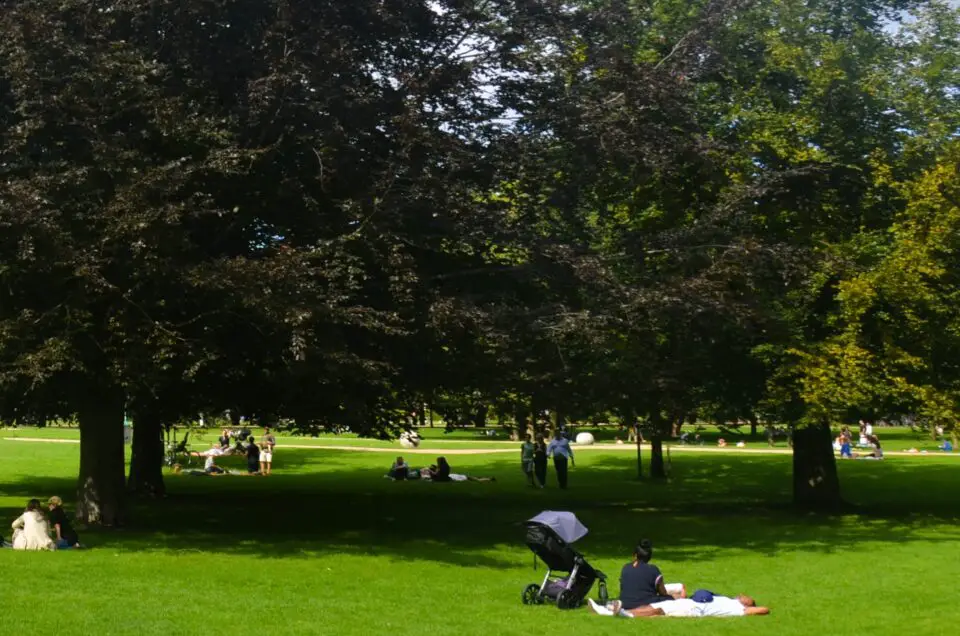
[619, 562, 671, 609]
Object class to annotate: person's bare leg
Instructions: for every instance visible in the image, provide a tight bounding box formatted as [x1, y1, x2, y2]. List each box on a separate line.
[260, 461, 266, 474]
[624, 606, 665, 617]
[266, 461, 272, 475]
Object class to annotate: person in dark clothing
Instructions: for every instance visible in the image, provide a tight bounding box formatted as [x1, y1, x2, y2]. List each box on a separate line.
[245, 437, 261, 474]
[388, 456, 410, 480]
[47, 496, 80, 549]
[615, 540, 682, 615]
[431, 456, 452, 482]
[218, 429, 231, 450]
[533, 436, 548, 488]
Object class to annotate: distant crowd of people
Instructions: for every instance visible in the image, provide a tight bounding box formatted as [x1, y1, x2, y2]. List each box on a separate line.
[834, 421, 884, 459]
[2, 496, 81, 551]
[193, 426, 276, 475]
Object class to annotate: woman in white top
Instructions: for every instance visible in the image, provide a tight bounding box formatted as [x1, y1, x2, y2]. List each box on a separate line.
[11, 499, 56, 551]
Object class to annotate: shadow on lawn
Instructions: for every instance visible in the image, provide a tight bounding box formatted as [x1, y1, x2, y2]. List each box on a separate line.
[2, 450, 959, 569]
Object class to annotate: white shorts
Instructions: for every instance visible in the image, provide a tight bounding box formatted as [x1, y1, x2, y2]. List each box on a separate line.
[651, 599, 700, 617]
[260, 451, 273, 463]
[449, 474, 468, 482]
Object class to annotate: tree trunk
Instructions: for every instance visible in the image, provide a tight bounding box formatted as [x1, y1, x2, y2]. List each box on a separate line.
[671, 413, 684, 437]
[473, 404, 488, 427]
[649, 409, 666, 479]
[650, 437, 665, 479]
[749, 414, 758, 437]
[552, 407, 565, 436]
[792, 421, 843, 510]
[127, 408, 166, 497]
[626, 412, 642, 479]
[418, 403, 426, 428]
[76, 390, 127, 525]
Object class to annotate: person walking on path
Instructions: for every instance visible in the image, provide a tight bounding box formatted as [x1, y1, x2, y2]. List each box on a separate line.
[533, 435, 548, 488]
[520, 435, 536, 487]
[547, 430, 575, 489]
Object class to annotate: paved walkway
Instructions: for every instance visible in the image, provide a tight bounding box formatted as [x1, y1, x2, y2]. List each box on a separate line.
[4, 436, 957, 458]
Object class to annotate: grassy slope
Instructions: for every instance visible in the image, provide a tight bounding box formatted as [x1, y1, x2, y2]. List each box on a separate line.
[1, 438, 958, 636]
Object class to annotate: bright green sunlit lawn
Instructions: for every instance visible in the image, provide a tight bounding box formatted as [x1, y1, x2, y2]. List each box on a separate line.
[1, 434, 958, 636]
[4, 422, 955, 452]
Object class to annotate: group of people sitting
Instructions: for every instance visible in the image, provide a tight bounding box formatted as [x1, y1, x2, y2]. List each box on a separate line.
[2, 497, 81, 551]
[194, 427, 276, 475]
[386, 456, 496, 483]
[834, 423, 884, 459]
[588, 540, 770, 619]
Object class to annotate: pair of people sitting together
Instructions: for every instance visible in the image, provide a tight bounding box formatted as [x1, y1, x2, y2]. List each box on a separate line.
[386, 456, 495, 482]
[588, 540, 769, 618]
[4, 497, 82, 551]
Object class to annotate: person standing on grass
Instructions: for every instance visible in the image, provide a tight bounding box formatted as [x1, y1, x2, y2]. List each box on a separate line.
[246, 436, 261, 474]
[533, 435, 548, 488]
[47, 496, 80, 549]
[261, 427, 276, 475]
[520, 434, 536, 487]
[546, 430, 574, 489]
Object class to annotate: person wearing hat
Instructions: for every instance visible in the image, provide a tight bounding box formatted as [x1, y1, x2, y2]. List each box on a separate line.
[47, 496, 81, 549]
[589, 591, 770, 618]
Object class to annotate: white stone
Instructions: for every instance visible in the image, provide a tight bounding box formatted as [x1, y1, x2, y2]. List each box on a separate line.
[575, 432, 595, 445]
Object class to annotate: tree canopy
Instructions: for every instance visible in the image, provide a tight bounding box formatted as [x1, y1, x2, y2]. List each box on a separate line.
[1, 0, 958, 519]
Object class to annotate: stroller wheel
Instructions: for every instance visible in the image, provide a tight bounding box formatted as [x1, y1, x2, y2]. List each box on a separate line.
[522, 583, 541, 605]
[598, 581, 609, 605]
[556, 590, 571, 610]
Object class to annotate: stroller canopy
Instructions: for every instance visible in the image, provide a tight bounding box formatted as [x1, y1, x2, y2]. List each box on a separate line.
[528, 511, 588, 544]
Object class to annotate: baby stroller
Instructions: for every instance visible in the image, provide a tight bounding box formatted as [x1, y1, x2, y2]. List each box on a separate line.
[521, 510, 608, 610]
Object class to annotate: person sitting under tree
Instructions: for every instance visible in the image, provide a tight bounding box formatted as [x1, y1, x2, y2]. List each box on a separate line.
[47, 496, 81, 549]
[388, 456, 410, 480]
[204, 451, 225, 475]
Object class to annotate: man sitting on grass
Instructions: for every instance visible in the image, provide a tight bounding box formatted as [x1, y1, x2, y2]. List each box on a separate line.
[204, 452, 225, 475]
[589, 591, 770, 618]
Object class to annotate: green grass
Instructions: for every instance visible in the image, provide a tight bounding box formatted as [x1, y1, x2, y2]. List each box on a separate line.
[1, 435, 958, 636]
[5, 422, 955, 453]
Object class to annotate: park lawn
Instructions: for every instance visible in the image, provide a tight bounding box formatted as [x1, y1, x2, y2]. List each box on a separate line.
[1, 439, 959, 636]
[4, 423, 956, 453]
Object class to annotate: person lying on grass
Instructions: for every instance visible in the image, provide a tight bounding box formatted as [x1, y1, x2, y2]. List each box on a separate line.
[194, 441, 244, 458]
[421, 457, 496, 482]
[589, 592, 770, 617]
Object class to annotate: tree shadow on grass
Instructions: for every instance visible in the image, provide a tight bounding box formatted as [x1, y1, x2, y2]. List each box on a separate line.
[2, 450, 959, 569]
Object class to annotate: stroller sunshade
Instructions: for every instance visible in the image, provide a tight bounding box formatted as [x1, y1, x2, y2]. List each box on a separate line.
[527, 510, 588, 544]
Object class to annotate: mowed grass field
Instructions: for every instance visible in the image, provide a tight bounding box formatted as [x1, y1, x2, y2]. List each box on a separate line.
[1, 432, 959, 636]
[4, 422, 955, 452]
